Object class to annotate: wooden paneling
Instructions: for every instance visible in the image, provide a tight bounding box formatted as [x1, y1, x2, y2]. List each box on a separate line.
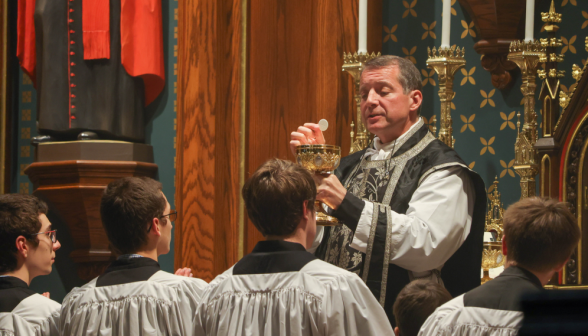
[176, 0, 383, 276]
[176, 0, 242, 281]
[245, 0, 382, 253]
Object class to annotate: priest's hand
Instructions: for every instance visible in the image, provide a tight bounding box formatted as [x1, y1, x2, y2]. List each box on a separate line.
[290, 123, 326, 157]
[314, 173, 347, 210]
[175, 267, 194, 277]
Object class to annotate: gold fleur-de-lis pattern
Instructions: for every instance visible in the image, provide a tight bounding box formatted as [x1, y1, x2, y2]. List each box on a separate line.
[421, 69, 436, 86]
[460, 114, 475, 133]
[460, 67, 476, 85]
[480, 137, 496, 155]
[461, 20, 476, 38]
[384, 25, 398, 43]
[422, 21, 437, 40]
[562, 35, 577, 54]
[480, 89, 496, 108]
[402, 46, 418, 64]
[500, 160, 515, 178]
[422, 116, 436, 133]
[403, 0, 417, 18]
[582, 11, 588, 29]
[500, 112, 516, 130]
[562, 0, 577, 6]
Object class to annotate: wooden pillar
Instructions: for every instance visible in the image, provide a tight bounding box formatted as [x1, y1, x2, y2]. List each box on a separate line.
[176, 0, 382, 280]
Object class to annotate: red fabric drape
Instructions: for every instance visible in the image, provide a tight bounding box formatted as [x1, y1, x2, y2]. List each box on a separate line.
[83, 0, 111, 60]
[120, 0, 165, 106]
[16, 0, 37, 86]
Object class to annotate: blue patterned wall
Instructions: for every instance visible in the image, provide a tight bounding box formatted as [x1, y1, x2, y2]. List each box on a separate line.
[14, 0, 179, 302]
[382, 0, 587, 207]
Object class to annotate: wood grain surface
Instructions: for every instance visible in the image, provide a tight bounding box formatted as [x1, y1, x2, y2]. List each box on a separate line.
[176, 0, 382, 276]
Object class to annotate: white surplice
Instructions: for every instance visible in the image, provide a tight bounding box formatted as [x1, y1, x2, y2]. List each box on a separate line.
[0, 293, 60, 336]
[59, 270, 207, 336]
[194, 259, 395, 336]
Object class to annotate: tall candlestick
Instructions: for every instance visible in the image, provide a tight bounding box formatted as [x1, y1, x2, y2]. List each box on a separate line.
[441, 0, 451, 48]
[525, 0, 535, 41]
[358, 0, 368, 53]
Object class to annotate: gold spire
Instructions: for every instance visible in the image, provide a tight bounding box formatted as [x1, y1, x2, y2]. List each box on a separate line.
[542, 0, 562, 29]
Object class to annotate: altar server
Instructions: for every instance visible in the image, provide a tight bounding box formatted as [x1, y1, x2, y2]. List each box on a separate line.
[393, 280, 451, 336]
[59, 177, 207, 336]
[194, 158, 395, 336]
[419, 197, 581, 336]
[0, 194, 61, 336]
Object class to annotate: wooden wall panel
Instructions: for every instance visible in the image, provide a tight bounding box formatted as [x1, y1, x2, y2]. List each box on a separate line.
[245, 0, 382, 253]
[176, 0, 243, 281]
[177, 0, 382, 277]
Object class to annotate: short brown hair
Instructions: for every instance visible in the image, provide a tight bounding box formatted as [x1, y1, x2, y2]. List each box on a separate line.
[0, 194, 48, 273]
[242, 159, 316, 237]
[503, 197, 580, 272]
[100, 177, 167, 255]
[363, 55, 423, 95]
[393, 280, 452, 336]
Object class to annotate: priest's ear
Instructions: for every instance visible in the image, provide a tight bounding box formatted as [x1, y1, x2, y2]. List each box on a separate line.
[409, 89, 423, 113]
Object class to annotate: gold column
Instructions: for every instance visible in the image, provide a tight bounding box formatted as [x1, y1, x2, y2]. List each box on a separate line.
[508, 41, 545, 199]
[343, 52, 380, 154]
[426, 46, 466, 148]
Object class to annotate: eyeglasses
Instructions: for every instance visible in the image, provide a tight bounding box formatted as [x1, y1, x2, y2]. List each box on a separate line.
[31, 230, 57, 243]
[161, 210, 177, 222]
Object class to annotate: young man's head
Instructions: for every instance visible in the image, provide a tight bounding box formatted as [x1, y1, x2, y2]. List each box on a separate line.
[392, 279, 452, 336]
[100, 177, 173, 257]
[0, 194, 61, 282]
[502, 197, 580, 279]
[242, 158, 317, 248]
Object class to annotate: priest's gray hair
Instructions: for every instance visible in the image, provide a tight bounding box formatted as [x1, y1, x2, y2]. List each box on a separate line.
[362, 55, 423, 95]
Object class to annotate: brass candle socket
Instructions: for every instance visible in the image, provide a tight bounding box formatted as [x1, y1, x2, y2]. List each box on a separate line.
[296, 144, 342, 226]
[426, 46, 466, 148]
[343, 51, 381, 154]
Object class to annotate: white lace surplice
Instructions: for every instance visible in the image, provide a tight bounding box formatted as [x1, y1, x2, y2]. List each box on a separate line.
[60, 271, 207, 336]
[194, 259, 395, 336]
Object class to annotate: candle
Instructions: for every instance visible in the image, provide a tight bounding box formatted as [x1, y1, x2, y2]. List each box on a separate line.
[358, 0, 368, 54]
[441, 0, 451, 48]
[525, 0, 535, 42]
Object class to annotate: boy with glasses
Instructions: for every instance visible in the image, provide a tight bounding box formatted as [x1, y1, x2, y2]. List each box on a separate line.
[0, 194, 61, 335]
[60, 177, 207, 335]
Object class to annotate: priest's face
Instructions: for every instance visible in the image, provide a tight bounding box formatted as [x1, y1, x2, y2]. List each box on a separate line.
[26, 214, 61, 279]
[359, 65, 421, 143]
[157, 193, 173, 256]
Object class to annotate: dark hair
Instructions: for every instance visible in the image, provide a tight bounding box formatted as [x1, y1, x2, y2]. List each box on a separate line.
[393, 280, 452, 336]
[503, 197, 580, 272]
[242, 159, 316, 237]
[0, 194, 48, 273]
[100, 177, 167, 255]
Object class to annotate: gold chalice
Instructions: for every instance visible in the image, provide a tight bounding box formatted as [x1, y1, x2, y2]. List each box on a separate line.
[481, 242, 505, 284]
[296, 144, 342, 226]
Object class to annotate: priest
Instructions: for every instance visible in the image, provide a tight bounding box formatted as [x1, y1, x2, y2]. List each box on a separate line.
[290, 55, 487, 325]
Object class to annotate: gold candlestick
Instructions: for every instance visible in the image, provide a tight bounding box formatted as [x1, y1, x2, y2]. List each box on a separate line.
[426, 46, 466, 148]
[507, 40, 545, 199]
[343, 51, 381, 154]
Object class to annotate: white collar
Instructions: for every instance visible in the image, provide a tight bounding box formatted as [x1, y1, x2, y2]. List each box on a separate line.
[372, 117, 423, 155]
